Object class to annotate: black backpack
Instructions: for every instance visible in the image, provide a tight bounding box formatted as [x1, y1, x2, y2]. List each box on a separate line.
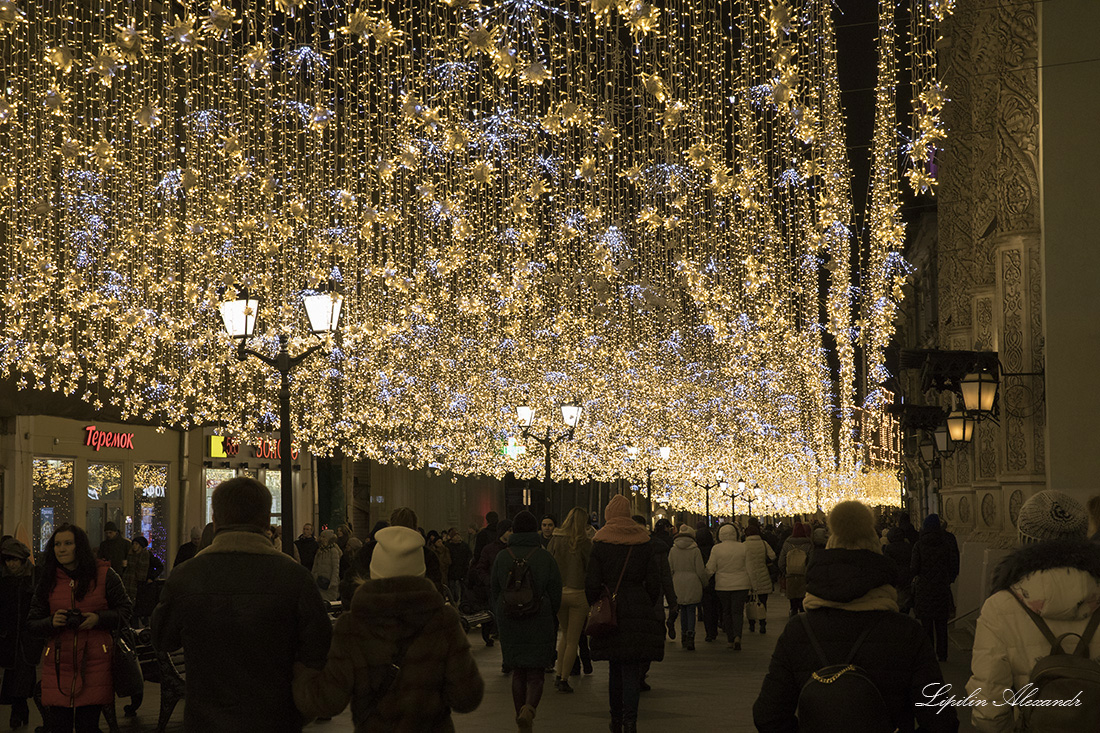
[795, 614, 893, 733]
[1012, 593, 1100, 732]
[501, 547, 540, 619]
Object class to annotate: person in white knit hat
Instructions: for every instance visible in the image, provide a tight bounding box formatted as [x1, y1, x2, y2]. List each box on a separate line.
[294, 525, 484, 729]
[966, 490, 1100, 732]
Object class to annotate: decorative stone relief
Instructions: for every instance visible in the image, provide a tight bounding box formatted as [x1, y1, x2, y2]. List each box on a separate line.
[1001, 247, 1027, 471]
[1009, 489, 1024, 527]
[959, 495, 972, 524]
[975, 296, 994, 351]
[981, 492, 997, 527]
[1029, 242, 1046, 472]
[979, 420, 996, 478]
[944, 497, 955, 521]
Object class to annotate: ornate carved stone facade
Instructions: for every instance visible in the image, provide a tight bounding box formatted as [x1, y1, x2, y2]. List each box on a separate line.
[897, 1, 1042, 537]
[904, 0, 1046, 537]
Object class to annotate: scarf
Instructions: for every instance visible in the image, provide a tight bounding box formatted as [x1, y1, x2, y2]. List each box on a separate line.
[803, 584, 899, 612]
[593, 495, 650, 545]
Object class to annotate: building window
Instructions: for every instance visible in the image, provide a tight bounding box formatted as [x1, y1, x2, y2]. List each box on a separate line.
[204, 468, 235, 524]
[135, 464, 170, 566]
[86, 463, 123, 550]
[263, 470, 283, 527]
[33, 459, 73, 556]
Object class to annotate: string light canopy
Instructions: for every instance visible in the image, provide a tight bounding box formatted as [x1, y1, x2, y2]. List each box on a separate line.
[0, 0, 953, 513]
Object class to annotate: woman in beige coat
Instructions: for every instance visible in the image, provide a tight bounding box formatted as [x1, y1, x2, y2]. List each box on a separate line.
[743, 523, 777, 633]
[546, 507, 593, 693]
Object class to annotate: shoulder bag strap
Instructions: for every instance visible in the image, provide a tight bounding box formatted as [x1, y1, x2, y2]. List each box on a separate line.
[1011, 591, 1063, 652]
[611, 547, 633, 597]
[843, 620, 880, 664]
[1073, 609, 1100, 657]
[798, 614, 830, 668]
[368, 624, 425, 713]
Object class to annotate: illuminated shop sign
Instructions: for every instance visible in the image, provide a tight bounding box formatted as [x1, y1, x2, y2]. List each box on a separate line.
[208, 435, 299, 460]
[84, 425, 135, 451]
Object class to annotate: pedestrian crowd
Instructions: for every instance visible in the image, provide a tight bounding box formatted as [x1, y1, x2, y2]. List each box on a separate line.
[2, 477, 1100, 732]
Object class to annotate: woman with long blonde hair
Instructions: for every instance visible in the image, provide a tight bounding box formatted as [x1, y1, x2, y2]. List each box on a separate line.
[546, 506, 593, 693]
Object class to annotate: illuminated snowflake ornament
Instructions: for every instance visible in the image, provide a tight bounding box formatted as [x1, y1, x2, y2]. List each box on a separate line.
[202, 2, 238, 40]
[0, 0, 25, 32]
[134, 103, 161, 129]
[641, 73, 668, 102]
[341, 9, 371, 41]
[110, 22, 150, 62]
[88, 51, 125, 87]
[0, 97, 14, 124]
[44, 45, 78, 73]
[462, 22, 499, 57]
[371, 18, 405, 52]
[520, 60, 550, 85]
[242, 44, 271, 78]
[309, 106, 334, 132]
[164, 15, 198, 51]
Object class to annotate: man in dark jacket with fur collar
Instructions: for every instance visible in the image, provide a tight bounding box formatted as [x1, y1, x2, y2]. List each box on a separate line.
[753, 500, 957, 733]
[151, 478, 332, 733]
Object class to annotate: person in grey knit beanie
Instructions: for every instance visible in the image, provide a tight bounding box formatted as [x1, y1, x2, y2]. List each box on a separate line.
[1016, 490, 1087, 544]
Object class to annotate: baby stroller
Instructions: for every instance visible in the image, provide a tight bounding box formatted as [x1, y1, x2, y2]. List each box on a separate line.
[453, 576, 494, 637]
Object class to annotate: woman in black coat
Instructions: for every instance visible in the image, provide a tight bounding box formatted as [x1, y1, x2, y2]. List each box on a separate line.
[0, 539, 41, 728]
[910, 513, 958, 661]
[693, 524, 720, 642]
[882, 527, 914, 613]
[585, 496, 663, 733]
[753, 501, 957, 733]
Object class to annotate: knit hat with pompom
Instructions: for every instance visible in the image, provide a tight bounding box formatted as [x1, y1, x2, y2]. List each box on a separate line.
[825, 501, 882, 554]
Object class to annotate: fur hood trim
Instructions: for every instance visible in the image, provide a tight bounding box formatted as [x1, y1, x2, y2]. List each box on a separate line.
[991, 539, 1100, 593]
[672, 535, 698, 551]
[197, 529, 289, 558]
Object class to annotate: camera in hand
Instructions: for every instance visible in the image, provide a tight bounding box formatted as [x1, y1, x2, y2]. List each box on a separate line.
[64, 609, 85, 630]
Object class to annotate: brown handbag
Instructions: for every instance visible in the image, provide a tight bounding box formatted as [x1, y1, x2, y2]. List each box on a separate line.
[585, 546, 633, 637]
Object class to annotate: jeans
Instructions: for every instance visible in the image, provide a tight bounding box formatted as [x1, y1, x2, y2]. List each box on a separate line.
[679, 602, 698, 636]
[447, 579, 463, 605]
[717, 589, 749, 641]
[556, 588, 589, 678]
[789, 597, 804, 614]
[608, 660, 642, 724]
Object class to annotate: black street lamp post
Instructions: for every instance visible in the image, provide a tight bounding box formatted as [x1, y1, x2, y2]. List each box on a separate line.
[517, 403, 582, 514]
[220, 290, 341, 556]
[693, 470, 727, 527]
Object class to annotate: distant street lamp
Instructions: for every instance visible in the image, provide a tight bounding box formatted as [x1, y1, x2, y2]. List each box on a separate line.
[728, 478, 757, 518]
[628, 444, 671, 518]
[220, 288, 342, 555]
[693, 470, 727, 526]
[517, 401, 583, 513]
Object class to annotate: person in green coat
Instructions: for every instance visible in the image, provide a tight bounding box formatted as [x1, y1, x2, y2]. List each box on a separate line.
[491, 511, 563, 732]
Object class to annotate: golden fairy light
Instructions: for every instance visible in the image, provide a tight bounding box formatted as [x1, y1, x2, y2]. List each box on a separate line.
[0, 0, 952, 512]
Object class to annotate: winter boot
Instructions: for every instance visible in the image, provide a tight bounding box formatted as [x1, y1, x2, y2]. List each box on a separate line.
[686, 632, 696, 651]
[609, 720, 623, 733]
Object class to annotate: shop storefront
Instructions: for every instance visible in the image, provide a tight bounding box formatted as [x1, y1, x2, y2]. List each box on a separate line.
[200, 430, 308, 529]
[4, 416, 179, 565]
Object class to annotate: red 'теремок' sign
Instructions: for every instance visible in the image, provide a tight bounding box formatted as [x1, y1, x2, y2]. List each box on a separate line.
[84, 425, 135, 451]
